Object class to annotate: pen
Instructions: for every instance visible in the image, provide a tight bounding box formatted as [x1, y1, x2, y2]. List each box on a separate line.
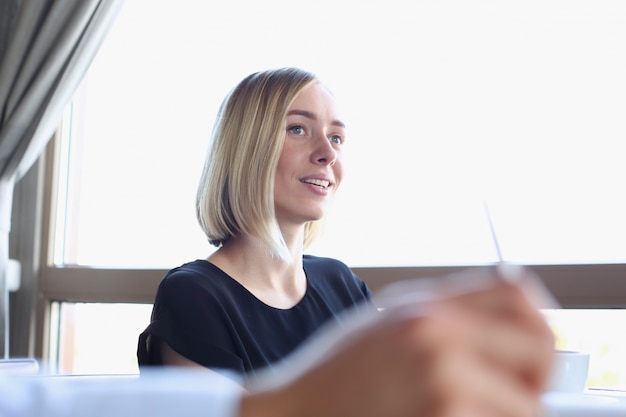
[483, 200, 525, 282]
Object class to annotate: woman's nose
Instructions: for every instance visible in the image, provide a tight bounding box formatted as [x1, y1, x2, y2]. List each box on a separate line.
[311, 135, 337, 165]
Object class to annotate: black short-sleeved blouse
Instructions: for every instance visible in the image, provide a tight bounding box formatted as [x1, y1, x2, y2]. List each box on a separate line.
[137, 255, 372, 378]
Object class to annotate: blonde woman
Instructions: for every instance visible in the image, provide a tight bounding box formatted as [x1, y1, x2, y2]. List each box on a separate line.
[138, 68, 373, 379]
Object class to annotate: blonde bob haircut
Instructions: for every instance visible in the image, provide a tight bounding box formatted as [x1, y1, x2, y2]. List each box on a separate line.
[196, 67, 325, 262]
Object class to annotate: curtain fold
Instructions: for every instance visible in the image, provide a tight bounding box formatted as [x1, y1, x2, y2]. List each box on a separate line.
[0, 0, 123, 358]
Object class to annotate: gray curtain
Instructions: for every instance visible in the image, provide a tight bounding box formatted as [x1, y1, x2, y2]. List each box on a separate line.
[0, 0, 123, 358]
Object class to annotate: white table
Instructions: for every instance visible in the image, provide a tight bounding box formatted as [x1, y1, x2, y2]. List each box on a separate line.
[542, 390, 626, 417]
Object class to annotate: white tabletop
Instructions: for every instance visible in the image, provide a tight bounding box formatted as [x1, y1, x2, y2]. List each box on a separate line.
[541, 391, 626, 417]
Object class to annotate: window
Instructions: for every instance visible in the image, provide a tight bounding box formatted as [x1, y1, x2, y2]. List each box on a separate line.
[35, 0, 626, 385]
[544, 309, 626, 389]
[48, 302, 152, 375]
[53, 0, 626, 269]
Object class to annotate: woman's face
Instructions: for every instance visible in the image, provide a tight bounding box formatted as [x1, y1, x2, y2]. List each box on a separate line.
[274, 83, 345, 228]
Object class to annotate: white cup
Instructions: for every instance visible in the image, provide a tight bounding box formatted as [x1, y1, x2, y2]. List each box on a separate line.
[547, 350, 590, 392]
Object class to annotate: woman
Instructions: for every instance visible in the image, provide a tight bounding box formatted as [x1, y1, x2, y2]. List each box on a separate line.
[138, 68, 373, 379]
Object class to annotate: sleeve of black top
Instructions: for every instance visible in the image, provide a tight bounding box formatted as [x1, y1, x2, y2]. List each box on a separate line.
[137, 271, 245, 375]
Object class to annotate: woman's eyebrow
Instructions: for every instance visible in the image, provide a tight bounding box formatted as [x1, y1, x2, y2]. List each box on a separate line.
[287, 109, 346, 128]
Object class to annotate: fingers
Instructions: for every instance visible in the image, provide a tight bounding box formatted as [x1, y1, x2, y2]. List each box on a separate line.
[392, 303, 552, 417]
[380, 272, 556, 395]
[379, 279, 554, 417]
[436, 349, 543, 417]
[438, 281, 556, 392]
[380, 309, 547, 417]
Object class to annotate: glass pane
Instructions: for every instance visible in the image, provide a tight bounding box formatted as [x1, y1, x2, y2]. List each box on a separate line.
[544, 309, 626, 390]
[55, 0, 626, 268]
[50, 302, 153, 375]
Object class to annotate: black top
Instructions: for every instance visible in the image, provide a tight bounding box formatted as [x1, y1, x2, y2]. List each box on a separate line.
[137, 255, 372, 379]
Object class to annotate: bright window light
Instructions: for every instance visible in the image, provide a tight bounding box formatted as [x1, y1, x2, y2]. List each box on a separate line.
[49, 302, 153, 375]
[55, 0, 626, 268]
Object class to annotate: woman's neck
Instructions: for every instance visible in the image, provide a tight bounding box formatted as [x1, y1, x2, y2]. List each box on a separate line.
[207, 234, 307, 309]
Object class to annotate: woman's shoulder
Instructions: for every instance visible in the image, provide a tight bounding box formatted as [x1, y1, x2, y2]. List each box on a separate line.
[156, 260, 232, 296]
[302, 254, 351, 270]
[302, 255, 372, 304]
[161, 259, 217, 280]
[302, 254, 361, 284]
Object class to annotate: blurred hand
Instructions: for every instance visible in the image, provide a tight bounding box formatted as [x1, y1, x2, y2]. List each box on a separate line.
[241, 266, 555, 417]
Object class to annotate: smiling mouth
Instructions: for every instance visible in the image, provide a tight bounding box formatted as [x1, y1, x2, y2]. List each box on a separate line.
[302, 178, 331, 189]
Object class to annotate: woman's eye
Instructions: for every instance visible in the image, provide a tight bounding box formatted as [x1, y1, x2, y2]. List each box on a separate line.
[288, 125, 305, 135]
[329, 135, 344, 145]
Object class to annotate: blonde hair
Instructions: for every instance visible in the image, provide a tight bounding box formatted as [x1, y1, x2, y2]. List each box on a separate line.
[196, 67, 324, 261]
